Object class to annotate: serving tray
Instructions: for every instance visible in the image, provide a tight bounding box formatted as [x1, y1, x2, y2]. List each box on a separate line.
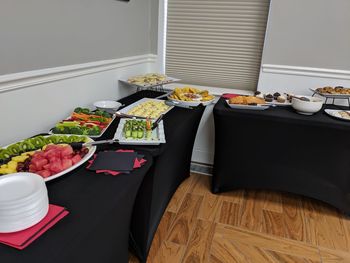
[114, 119, 166, 145]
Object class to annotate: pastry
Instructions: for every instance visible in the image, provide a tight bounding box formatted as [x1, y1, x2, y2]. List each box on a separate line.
[277, 95, 286, 103]
[273, 92, 281, 100]
[264, 94, 273, 102]
[229, 96, 265, 105]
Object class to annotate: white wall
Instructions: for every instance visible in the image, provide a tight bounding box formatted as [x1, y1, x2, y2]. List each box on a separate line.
[0, 0, 158, 75]
[0, 55, 156, 146]
[258, 0, 350, 95]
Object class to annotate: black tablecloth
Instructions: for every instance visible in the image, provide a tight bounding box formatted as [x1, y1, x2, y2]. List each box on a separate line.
[0, 150, 152, 263]
[101, 90, 205, 261]
[213, 98, 350, 214]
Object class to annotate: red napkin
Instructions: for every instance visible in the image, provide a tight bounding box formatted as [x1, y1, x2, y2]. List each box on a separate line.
[87, 150, 146, 176]
[0, 204, 69, 250]
[221, 93, 241, 99]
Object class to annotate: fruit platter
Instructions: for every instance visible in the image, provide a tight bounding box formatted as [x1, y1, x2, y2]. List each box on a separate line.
[114, 119, 166, 145]
[0, 135, 96, 182]
[50, 107, 116, 138]
[119, 98, 173, 119]
[121, 73, 180, 88]
[168, 87, 215, 106]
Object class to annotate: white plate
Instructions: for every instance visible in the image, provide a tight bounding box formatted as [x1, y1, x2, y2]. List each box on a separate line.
[324, 109, 350, 121]
[266, 100, 292, 106]
[50, 113, 117, 139]
[118, 98, 174, 119]
[114, 119, 166, 145]
[225, 100, 270, 110]
[1, 136, 96, 182]
[310, 88, 350, 99]
[0, 204, 48, 233]
[167, 96, 215, 107]
[0, 173, 44, 204]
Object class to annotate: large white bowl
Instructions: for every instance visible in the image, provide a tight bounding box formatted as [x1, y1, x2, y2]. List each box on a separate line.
[292, 96, 323, 115]
[93, 100, 121, 112]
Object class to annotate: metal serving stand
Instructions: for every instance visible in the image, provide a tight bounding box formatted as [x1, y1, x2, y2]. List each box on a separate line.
[310, 88, 350, 108]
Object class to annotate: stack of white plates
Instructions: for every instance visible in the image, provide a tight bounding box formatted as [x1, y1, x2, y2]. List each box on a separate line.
[0, 173, 49, 233]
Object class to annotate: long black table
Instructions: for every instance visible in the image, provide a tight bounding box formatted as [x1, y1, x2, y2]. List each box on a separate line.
[100, 90, 205, 261]
[0, 151, 152, 263]
[213, 98, 350, 215]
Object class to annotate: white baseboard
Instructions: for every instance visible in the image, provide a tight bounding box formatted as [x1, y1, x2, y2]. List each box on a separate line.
[258, 64, 350, 97]
[0, 54, 157, 93]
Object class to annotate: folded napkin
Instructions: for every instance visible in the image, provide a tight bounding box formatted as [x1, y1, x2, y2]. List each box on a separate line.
[0, 204, 69, 250]
[221, 93, 240, 99]
[87, 150, 146, 176]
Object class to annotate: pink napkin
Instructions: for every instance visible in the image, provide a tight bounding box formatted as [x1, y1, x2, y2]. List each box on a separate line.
[87, 150, 147, 176]
[0, 204, 69, 250]
[221, 93, 240, 99]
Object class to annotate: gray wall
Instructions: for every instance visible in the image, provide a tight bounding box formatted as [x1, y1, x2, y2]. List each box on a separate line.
[262, 0, 350, 70]
[0, 0, 158, 75]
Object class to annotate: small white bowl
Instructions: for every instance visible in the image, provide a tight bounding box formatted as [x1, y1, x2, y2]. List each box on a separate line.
[93, 101, 121, 112]
[292, 96, 323, 115]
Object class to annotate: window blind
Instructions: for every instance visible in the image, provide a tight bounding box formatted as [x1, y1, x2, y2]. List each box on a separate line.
[166, 0, 270, 90]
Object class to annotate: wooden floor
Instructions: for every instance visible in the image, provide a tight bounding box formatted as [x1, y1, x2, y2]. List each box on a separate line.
[129, 173, 350, 263]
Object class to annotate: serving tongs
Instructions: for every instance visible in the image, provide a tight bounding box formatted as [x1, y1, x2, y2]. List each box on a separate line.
[70, 139, 117, 150]
[151, 114, 164, 130]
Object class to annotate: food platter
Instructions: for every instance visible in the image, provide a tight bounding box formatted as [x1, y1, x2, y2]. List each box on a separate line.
[324, 109, 350, 121]
[167, 87, 216, 107]
[114, 119, 166, 145]
[120, 76, 180, 89]
[167, 96, 215, 107]
[226, 100, 270, 110]
[0, 135, 96, 182]
[310, 88, 350, 99]
[50, 113, 116, 139]
[118, 98, 174, 119]
[50, 107, 117, 138]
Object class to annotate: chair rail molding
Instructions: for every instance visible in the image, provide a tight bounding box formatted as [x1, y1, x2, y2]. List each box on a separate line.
[262, 64, 350, 80]
[0, 54, 157, 94]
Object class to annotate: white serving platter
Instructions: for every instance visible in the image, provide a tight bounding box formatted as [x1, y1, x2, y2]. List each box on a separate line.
[1, 135, 96, 182]
[324, 109, 350, 121]
[114, 119, 166, 145]
[118, 98, 174, 119]
[225, 100, 270, 110]
[167, 96, 215, 107]
[266, 100, 292, 106]
[120, 77, 181, 89]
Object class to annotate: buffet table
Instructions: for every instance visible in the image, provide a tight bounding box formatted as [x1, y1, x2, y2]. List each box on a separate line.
[213, 98, 350, 215]
[101, 90, 205, 261]
[0, 151, 153, 263]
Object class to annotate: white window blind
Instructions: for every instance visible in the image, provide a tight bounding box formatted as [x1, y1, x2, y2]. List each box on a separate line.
[166, 0, 270, 90]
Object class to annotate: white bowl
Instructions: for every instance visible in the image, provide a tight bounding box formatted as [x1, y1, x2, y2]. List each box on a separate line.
[292, 96, 323, 115]
[93, 100, 121, 112]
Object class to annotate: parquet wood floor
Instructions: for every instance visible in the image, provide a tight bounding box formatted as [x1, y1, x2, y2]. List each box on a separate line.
[129, 173, 350, 263]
